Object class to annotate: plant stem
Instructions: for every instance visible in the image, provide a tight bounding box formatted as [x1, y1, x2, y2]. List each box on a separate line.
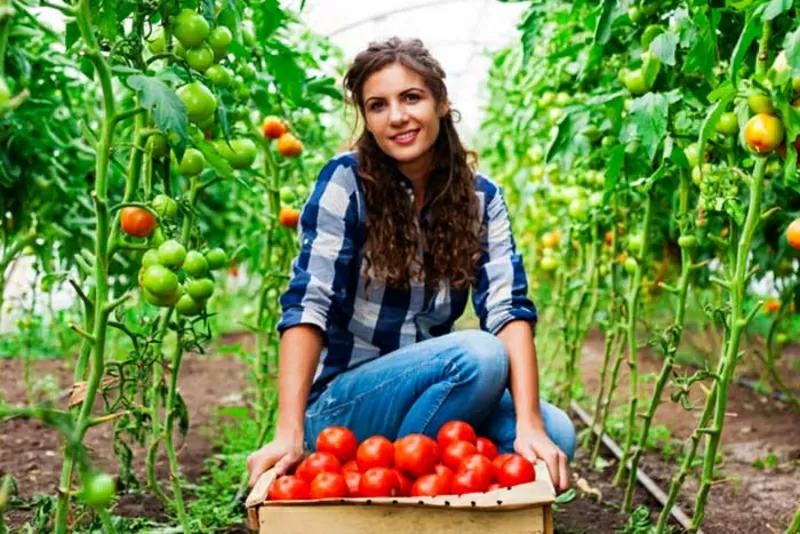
[614, 190, 654, 487]
[623, 170, 694, 511]
[590, 331, 625, 467]
[785, 506, 800, 534]
[689, 157, 768, 533]
[163, 329, 190, 532]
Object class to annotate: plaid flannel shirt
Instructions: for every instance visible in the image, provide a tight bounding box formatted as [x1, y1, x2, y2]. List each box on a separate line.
[277, 153, 537, 403]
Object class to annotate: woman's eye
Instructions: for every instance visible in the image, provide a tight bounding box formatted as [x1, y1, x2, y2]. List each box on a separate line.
[405, 93, 420, 103]
[369, 101, 384, 111]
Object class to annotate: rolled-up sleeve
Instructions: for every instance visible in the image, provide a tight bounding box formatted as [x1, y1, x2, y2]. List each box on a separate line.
[472, 183, 537, 334]
[277, 158, 359, 337]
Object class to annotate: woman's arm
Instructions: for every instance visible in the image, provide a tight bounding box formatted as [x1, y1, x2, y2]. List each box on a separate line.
[496, 320, 569, 493]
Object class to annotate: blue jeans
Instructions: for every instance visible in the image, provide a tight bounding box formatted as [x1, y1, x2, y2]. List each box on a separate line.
[303, 329, 576, 461]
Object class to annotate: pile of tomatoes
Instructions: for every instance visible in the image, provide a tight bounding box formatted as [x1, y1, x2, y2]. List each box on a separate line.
[267, 421, 536, 501]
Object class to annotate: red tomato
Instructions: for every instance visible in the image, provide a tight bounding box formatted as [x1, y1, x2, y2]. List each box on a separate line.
[268, 475, 310, 501]
[358, 467, 400, 498]
[394, 469, 412, 497]
[294, 452, 341, 484]
[459, 454, 494, 486]
[451, 468, 491, 495]
[344, 471, 361, 497]
[411, 474, 451, 497]
[437, 421, 477, 448]
[441, 441, 478, 470]
[394, 434, 440, 478]
[491, 453, 515, 479]
[342, 460, 360, 473]
[495, 455, 535, 487]
[356, 436, 394, 471]
[475, 437, 498, 460]
[434, 464, 454, 488]
[316, 426, 358, 463]
[309, 472, 348, 499]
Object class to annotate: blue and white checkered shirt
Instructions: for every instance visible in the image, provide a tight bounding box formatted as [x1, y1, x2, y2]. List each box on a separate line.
[277, 153, 537, 403]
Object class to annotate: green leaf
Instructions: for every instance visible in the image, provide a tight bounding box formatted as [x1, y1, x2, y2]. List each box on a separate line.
[253, 0, 286, 41]
[604, 144, 625, 201]
[90, 0, 118, 40]
[697, 87, 737, 176]
[592, 0, 616, 46]
[126, 75, 188, 160]
[519, 5, 546, 64]
[198, 140, 234, 180]
[783, 28, 800, 77]
[682, 12, 717, 83]
[730, 14, 763, 88]
[760, 0, 791, 21]
[650, 31, 678, 67]
[306, 76, 343, 101]
[65, 22, 81, 49]
[264, 49, 306, 104]
[621, 93, 670, 163]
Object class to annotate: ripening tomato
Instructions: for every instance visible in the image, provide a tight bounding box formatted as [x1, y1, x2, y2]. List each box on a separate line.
[121, 207, 157, 238]
[262, 116, 288, 139]
[541, 231, 559, 248]
[441, 441, 478, 470]
[344, 471, 361, 497]
[294, 452, 342, 484]
[309, 472, 348, 499]
[394, 434, 440, 478]
[316, 426, 358, 463]
[411, 474, 451, 497]
[459, 454, 494, 486]
[277, 132, 303, 157]
[279, 207, 301, 229]
[495, 455, 535, 488]
[268, 475, 310, 501]
[358, 467, 400, 498]
[786, 219, 800, 250]
[356, 436, 394, 471]
[744, 113, 785, 154]
[764, 299, 781, 314]
[437, 421, 477, 448]
[451, 467, 491, 494]
[475, 438, 498, 460]
[342, 460, 359, 473]
[394, 470, 412, 497]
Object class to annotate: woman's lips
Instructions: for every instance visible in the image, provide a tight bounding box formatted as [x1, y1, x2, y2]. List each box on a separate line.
[390, 129, 420, 145]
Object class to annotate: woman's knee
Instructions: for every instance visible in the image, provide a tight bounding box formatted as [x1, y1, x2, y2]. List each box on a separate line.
[447, 330, 509, 385]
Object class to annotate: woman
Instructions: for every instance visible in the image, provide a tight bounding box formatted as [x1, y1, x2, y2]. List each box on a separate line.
[246, 37, 576, 493]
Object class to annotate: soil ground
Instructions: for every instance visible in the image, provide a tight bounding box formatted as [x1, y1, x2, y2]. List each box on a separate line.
[1, 331, 798, 533]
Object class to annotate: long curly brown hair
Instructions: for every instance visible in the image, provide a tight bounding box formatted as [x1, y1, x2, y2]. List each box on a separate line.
[343, 37, 482, 292]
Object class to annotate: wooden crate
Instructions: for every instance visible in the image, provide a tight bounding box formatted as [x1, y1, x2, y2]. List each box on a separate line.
[245, 461, 556, 534]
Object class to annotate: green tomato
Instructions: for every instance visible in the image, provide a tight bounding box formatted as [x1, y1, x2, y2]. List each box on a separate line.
[205, 247, 227, 269]
[143, 285, 183, 307]
[208, 26, 233, 52]
[589, 191, 604, 208]
[601, 135, 617, 148]
[554, 92, 571, 106]
[142, 265, 179, 297]
[538, 91, 555, 107]
[205, 64, 233, 88]
[237, 62, 257, 80]
[280, 186, 298, 206]
[624, 257, 639, 274]
[147, 27, 166, 55]
[628, 6, 642, 23]
[540, 255, 560, 272]
[624, 69, 651, 96]
[187, 278, 215, 300]
[174, 9, 210, 48]
[715, 112, 739, 136]
[684, 143, 700, 168]
[81, 472, 116, 509]
[142, 249, 160, 269]
[775, 333, 789, 345]
[147, 133, 169, 159]
[186, 43, 215, 72]
[748, 93, 775, 114]
[627, 232, 644, 254]
[177, 81, 217, 124]
[678, 235, 697, 249]
[548, 107, 564, 123]
[182, 250, 209, 277]
[215, 138, 257, 169]
[152, 194, 178, 218]
[178, 147, 205, 177]
[158, 240, 187, 269]
[568, 198, 588, 221]
[176, 294, 205, 316]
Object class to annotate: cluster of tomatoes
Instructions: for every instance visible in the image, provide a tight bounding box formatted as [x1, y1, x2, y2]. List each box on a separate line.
[267, 421, 536, 502]
[261, 116, 304, 230]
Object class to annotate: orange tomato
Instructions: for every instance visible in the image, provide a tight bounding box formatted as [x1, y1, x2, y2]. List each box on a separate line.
[541, 230, 560, 248]
[277, 133, 303, 157]
[262, 116, 288, 139]
[787, 219, 800, 250]
[279, 207, 301, 229]
[763, 299, 781, 314]
[743, 113, 784, 154]
[121, 207, 157, 238]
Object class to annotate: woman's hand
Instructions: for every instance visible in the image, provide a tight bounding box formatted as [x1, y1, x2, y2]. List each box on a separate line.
[514, 426, 570, 494]
[246, 433, 306, 487]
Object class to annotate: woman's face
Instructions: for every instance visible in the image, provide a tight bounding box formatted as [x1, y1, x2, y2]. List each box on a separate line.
[361, 62, 443, 167]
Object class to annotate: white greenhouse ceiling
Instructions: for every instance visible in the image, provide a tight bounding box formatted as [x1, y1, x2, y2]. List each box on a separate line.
[284, 0, 528, 141]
